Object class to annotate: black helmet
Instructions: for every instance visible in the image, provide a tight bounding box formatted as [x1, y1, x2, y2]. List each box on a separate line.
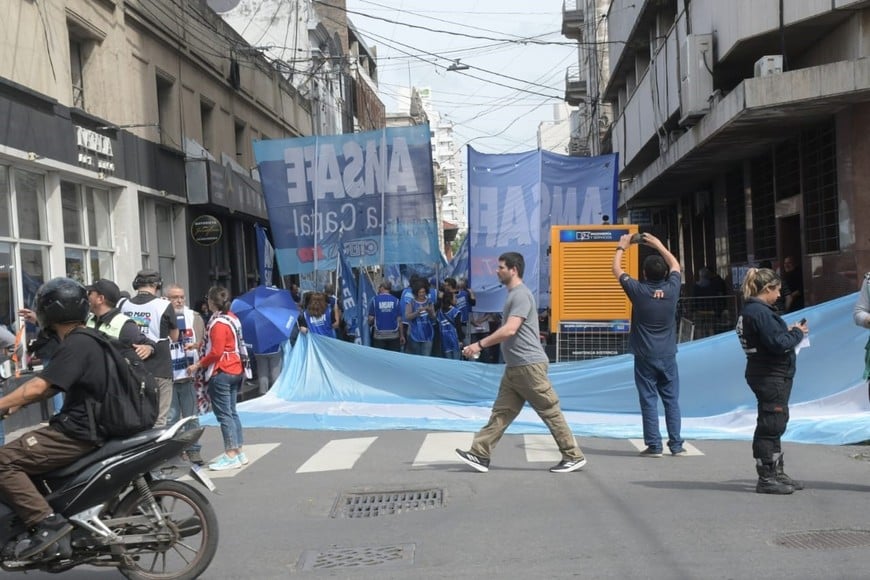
[35, 277, 89, 329]
[133, 268, 162, 290]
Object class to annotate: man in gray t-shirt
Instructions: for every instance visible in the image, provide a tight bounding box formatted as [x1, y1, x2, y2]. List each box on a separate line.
[455, 252, 587, 474]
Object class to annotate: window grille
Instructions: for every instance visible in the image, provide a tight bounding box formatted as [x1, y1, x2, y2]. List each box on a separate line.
[750, 155, 776, 260]
[802, 121, 839, 254]
[725, 167, 747, 263]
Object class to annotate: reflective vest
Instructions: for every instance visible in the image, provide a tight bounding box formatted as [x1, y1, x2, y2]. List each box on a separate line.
[85, 310, 131, 339]
[118, 295, 171, 342]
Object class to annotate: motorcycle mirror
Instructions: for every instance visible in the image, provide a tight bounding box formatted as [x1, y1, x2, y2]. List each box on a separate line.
[0, 359, 11, 380]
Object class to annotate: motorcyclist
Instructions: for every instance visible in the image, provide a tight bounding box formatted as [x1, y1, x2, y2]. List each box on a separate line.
[0, 278, 110, 560]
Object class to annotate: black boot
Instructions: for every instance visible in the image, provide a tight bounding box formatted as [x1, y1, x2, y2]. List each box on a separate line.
[774, 452, 804, 490]
[756, 459, 794, 495]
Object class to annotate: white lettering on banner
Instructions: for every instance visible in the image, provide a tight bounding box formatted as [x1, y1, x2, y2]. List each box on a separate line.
[293, 203, 376, 236]
[496, 186, 535, 247]
[283, 137, 420, 205]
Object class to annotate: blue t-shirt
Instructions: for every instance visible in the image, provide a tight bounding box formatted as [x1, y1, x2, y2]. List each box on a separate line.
[437, 307, 461, 353]
[619, 270, 682, 358]
[304, 306, 337, 338]
[407, 299, 434, 342]
[369, 293, 401, 333]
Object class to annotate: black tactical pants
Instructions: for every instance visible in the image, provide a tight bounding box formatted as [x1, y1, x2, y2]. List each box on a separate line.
[747, 375, 793, 461]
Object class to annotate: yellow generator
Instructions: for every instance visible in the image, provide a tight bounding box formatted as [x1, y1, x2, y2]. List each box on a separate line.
[549, 224, 639, 361]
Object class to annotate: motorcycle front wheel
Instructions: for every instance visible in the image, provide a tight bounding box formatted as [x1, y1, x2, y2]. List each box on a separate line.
[113, 479, 219, 580]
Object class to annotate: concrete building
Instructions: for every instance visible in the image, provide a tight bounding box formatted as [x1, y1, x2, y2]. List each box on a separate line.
[537, 103, 573, 154]
[565, 0, 870, 305]
[0, 0, 312, 317]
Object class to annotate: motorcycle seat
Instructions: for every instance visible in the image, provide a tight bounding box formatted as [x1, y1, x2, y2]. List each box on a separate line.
[42, 427, 167, 479]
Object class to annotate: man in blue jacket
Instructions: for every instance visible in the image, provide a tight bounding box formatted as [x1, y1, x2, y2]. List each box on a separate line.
[613, 233, 685, 457]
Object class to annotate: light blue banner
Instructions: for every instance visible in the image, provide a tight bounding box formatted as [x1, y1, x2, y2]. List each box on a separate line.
[205, 293, 870, 446]
[253, 126, 440, 274]
[467, 147, 618, 311]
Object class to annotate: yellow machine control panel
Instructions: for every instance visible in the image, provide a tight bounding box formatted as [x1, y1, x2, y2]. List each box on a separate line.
[549, 224, 639, 333]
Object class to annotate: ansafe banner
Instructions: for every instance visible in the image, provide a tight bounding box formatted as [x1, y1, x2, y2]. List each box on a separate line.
[254, 126, 440, 274]
[467, 147, 618, 311]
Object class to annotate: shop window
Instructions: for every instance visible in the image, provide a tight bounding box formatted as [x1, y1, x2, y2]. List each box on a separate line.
[802, 121, 839, 254]
[61, 181, 84, 244]
[87, 187, 111, 248]
[0, 166, 10, 237]
[65, 248, 86, 284]
[61, 181, 113, 282]
[139, 197, 176, 284]
[139, 197, 150, 268]
[0, 168, 50, 322]
[14, 169, 46, 241]
[155, 203, 176, 284]
[20, 244, 48, 309]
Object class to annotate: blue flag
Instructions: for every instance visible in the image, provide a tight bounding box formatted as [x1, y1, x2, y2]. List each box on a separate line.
[357, 268, 375, 347]
[338, 249, 360, 340]
[443, 235, 469, 281]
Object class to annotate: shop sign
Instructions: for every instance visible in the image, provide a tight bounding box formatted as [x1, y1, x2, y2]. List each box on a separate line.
[75, 125, 115, 174]
[206, 161, 268, 219]
[190, 214, 223, 246]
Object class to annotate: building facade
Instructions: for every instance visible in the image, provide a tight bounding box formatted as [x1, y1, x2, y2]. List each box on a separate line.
[0, 0, 312, 318]
[566, 0, 870, 304]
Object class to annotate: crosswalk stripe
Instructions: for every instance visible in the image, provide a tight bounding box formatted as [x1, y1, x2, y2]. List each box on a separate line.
[523, 434, 563, 462]
[183, 443, 281, 480]
[296, 436, 378, 473]
[628, 439, 705, 456]
[413, 432, 475, 467]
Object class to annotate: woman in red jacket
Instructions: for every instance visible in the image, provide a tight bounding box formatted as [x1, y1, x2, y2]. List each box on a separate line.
[187, 286, 246, 471]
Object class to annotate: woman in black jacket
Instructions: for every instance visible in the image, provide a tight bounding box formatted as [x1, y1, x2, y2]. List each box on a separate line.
[736, 268, 808, 495]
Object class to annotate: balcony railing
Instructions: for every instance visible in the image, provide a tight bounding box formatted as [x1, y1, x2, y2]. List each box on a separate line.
[562, 0, 585, 40]
[565, 66, 588, 106]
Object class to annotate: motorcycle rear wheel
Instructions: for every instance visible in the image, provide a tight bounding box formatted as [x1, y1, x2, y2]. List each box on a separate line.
[113, 479, 218, 580]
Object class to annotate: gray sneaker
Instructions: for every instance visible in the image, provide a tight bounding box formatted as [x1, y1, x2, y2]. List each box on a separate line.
[455, 449, 490, 472]
[549, 456, 587, 473]
[639, 447, 663, 458]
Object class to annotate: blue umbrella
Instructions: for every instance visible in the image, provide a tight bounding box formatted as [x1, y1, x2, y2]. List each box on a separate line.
[231, 287, 299, 354]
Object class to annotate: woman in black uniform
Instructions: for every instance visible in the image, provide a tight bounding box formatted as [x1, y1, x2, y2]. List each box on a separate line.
[736, 268, 808, 495]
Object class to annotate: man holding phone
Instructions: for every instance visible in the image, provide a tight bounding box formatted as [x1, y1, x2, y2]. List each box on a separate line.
[613, 232, 686, 457]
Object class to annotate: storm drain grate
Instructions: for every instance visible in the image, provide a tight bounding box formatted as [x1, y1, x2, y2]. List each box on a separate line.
[774, 529, 870, 550]
[297, 543, 415, 571]
[331, 488, 444, 518]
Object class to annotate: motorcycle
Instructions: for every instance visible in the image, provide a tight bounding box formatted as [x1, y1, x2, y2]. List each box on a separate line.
[0, 417, 218, 579]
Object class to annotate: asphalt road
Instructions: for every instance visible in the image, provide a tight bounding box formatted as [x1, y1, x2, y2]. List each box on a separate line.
[14, 426, 870, 579]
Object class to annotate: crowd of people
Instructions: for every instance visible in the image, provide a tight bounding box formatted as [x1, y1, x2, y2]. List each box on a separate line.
[293, 273, 503, 362]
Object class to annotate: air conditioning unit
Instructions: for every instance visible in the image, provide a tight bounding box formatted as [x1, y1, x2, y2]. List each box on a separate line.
[754, 55, 783, 77]
[679, 34, 714, 127]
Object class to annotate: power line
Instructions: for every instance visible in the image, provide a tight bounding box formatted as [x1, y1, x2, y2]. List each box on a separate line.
[315, 1, 614, 46]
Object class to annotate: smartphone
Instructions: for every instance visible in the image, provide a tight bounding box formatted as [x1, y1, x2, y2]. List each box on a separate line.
[798, 318, 807, 325]
[630, 233, 644, 244]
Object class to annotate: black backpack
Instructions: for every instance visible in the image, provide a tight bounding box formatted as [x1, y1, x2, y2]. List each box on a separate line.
[74, 327, 160, 439]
